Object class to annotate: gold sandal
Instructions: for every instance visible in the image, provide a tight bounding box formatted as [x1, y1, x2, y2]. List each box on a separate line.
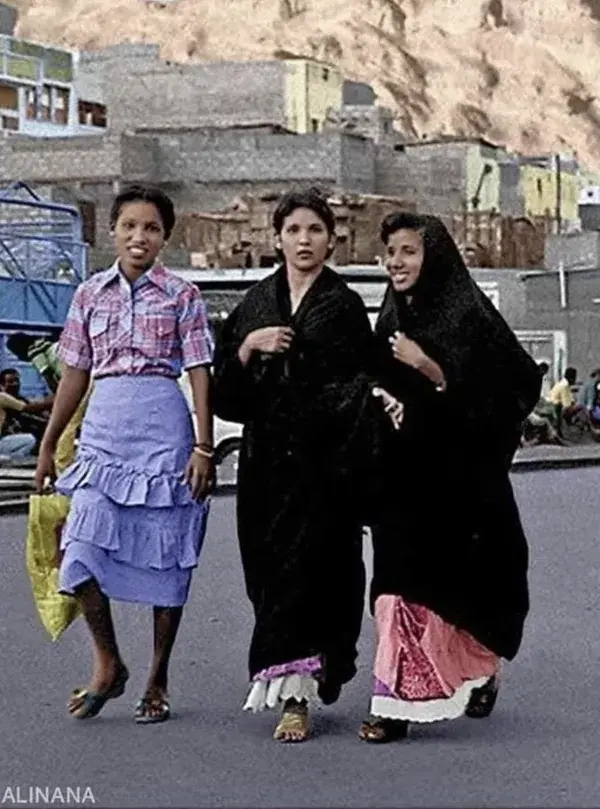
[273, 704, 309, 743]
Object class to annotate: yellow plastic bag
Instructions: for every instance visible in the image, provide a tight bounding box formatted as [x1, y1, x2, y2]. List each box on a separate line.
[25, 493, 81, 641]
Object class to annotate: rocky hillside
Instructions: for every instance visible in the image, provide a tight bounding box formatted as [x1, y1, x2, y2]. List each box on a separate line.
[10, 0, 600, 168]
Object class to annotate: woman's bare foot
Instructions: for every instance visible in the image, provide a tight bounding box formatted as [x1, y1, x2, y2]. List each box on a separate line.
[273, 699, 309, 742]
[68, 657, 128, 717]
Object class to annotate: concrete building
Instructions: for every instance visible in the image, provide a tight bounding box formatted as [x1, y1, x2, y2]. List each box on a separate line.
[0, 34, 107, 136]
[75, 44, 343, 136]
[372, 137, 507, 215]
[545, 231, 600, 271]
[466, 264, 600, 381]
[578, 184, 600, 230]
[518, 155, 579, 227]
[325, 104, 400, 145]
[0, 126, 380, 266]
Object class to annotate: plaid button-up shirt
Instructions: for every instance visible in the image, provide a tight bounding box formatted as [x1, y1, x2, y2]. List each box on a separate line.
[58, 263, 214, 378]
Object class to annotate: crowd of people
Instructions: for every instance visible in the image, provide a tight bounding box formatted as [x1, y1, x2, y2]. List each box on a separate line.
[18, 181, 545, 742]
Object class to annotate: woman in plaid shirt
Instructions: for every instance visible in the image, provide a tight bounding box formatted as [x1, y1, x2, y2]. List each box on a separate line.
[35, 184, 214, 724]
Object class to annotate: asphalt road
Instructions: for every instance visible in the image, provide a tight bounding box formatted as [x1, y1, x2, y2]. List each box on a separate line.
[1, 469, 599, 808]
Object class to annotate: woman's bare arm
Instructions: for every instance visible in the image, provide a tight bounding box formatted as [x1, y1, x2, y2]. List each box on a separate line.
[40, 366, 90, 451]
[188, 366, 213, 448]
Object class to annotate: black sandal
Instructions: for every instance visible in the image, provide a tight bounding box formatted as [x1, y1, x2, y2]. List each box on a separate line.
[68, 665, 129, 720]
[358, 717, 409, 743]
[134, 695, 171, 724]
[465, 676, 499, 719]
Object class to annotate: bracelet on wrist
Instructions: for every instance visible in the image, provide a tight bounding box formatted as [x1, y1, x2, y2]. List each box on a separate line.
[193, 444, 214, 459]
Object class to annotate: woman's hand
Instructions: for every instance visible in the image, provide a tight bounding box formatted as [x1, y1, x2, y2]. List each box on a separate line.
[389, 331, 427, 369]
[238, 327, 294, 366]
[34, 444, 57, 494]
[372, 387, 404, 430]
[185, 451, 214, 501]
[248, 327, 294, 354]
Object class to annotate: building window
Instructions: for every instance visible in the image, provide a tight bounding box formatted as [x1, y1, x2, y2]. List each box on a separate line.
[0, 84, 18, 110]
[322, 67, 329, 81]
[41, 87, 51, 121]
[78, 100, 107, 128]
[536, 178, 543, 195]
[53, 88, 69, 125]
[311, 117, 319, 132]
[26, 88, 36, 119]
[1, 114, 18, 131]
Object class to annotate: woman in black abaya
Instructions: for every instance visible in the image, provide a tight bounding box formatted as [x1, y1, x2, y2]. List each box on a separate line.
[360, 212, 541, 743]
[213, 188, 400, 743]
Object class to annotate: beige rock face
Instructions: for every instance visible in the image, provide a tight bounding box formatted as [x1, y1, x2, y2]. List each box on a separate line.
[10, 0, 600, 168]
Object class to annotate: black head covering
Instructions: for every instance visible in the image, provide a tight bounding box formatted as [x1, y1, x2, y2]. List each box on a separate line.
[375, 214, 541, 462]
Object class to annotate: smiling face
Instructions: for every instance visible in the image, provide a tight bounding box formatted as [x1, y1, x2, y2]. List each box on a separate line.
[113, 200, 166, 273]
[276, 206, 333, 273]
[384, 228, 425, 293]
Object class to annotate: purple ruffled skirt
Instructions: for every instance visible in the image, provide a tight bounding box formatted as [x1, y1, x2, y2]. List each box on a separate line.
[56, 375, 210, 607]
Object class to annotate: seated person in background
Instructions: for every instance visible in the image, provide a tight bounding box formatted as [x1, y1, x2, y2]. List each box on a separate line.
[578, 368, 600, 411]
[521, 411, 564, 447]
[0, 391, 36, 460]
[0, 368, 53, 448]
[547, 366, 588, 433]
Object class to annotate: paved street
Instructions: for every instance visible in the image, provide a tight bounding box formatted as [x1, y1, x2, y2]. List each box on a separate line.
[1, 469, 600, 808]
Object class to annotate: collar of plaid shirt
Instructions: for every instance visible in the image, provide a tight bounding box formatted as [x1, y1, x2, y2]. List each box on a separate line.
[97, 261, 169, 292]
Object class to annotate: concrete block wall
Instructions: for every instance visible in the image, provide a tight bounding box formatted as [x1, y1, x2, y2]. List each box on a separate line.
[375, 146, 417, 200]
[77, 48, 287, 132]
[499, 160, 525, 217]
[376, 147, 465, 213]
[545, 231, 600, 270]
[470, 268, 529, 325]
[152, 130, 346, 186]
[326, 105, 397, 146]
[580, 204, 600, 231]
[120, 134, 160, 183]
[338, 134, 376, 193]
[0, 136, 122, 182]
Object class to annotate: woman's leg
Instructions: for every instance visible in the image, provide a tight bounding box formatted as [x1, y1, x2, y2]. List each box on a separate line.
[68, 578, 128, 717]
[135, 606, 183, 721]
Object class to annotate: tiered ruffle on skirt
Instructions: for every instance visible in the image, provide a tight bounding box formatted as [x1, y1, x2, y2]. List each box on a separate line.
[56, 376, 209, 608]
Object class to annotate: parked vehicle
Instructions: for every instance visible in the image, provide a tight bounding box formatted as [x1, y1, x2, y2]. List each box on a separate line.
[178, 374, 242, 489]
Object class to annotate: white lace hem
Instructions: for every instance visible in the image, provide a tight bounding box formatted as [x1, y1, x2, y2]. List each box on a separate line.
[243, 674, 318, 713]
[371, 675, 491, 723]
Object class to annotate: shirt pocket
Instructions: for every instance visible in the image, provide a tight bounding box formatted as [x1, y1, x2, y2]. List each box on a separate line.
[142, 309, 178, 360]
[88, 309, 116, 361]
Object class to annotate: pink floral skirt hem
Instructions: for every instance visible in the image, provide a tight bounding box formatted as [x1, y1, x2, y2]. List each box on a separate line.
[371, 595, 500, 723]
